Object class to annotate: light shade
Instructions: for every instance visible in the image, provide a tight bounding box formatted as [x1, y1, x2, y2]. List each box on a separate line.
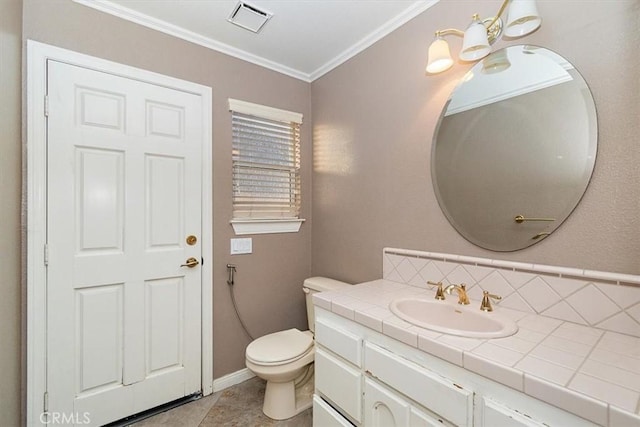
[504, 0, 542, 37]
[459, 17, 491, 62]
[426, 38, 454, 74]
[481, 49, 511, 74]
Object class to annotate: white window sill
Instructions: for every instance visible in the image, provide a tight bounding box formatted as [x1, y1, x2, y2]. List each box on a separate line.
[230, 219, 305, 235]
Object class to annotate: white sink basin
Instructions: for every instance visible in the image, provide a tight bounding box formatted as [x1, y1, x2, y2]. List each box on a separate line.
[389, 297, 518, 339]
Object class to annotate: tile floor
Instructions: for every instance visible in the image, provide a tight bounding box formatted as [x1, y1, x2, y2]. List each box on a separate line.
[132, 377, 312, 427]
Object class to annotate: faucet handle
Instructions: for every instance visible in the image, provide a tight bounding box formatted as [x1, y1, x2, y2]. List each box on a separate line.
[480, 290, 502, 312]
[427, 281, 446, 300]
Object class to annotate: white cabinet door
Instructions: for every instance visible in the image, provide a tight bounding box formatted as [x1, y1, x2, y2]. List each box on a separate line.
[313, 395, 355, 427]
[365, 378, 457, 427]
[364, 379, 410, 426]
[315, 347, 362, 423]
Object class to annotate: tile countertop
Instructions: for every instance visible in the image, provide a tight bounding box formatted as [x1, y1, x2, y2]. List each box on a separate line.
[312, 279, 640, 427]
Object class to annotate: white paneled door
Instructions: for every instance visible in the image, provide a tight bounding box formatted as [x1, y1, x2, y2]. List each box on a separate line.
[46, 60, 203, 426]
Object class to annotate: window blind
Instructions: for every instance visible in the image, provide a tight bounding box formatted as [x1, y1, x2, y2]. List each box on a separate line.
[231, 110, 301, 219]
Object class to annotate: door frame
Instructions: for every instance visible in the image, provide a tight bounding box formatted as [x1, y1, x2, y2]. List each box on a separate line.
[26, 40, 214, 425]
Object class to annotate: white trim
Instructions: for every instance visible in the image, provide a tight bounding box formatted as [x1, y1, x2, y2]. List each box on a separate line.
[72, 0, 440, 82]
[26, 40, 214, 425]
[72, 0, 310, 82]
[382, 247, 640, 286]
[228, 98, 303, 124]
[444, 74, 573, 116]
[309, 0, 440, 81]
[199, 71, 214, 398]
[212, 368, 256, 393]
[231, 219, 305, 235]
[26, 40, 49, 427]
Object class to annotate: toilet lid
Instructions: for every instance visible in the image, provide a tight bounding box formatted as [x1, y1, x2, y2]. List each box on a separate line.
[246, 328, 313, 365]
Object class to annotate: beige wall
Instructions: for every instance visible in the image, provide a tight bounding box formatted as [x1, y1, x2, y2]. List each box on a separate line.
[22, 0, 312, 387]
[6, 0, 639, 424]
[311, 0, 640, 283]
[0, 0, 23, 425]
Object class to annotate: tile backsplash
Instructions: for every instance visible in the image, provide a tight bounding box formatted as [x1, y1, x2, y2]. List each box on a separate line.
[383, 248, 640, 337]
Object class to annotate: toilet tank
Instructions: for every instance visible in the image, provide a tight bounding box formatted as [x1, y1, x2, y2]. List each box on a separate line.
[303, 277, 351, 333]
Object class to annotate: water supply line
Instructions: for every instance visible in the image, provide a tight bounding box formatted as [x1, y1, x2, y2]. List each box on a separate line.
[226, 263, 255, 340]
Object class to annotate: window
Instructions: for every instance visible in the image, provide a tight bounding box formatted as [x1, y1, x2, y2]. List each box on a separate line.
[229, 99, 304, 235]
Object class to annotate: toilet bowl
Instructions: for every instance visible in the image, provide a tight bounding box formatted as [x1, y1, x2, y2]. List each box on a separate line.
[245, 277, 350, 420]
[245, 329, 315, 420]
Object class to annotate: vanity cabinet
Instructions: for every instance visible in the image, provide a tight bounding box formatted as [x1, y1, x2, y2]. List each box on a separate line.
[314, 316, 464, 426]
[313, 307, 597, 427]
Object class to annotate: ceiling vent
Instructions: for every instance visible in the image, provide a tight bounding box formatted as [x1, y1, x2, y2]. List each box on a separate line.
[227, 1, 273, 33]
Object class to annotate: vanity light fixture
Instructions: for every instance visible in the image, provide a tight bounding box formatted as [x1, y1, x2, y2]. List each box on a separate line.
[425, 0, 541, 74]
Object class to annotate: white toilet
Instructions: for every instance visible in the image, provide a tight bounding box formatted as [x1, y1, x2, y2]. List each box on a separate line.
[245, 276, 350, 420]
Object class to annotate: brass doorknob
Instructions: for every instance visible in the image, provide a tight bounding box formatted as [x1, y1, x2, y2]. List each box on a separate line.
[180, 257, 200, 268]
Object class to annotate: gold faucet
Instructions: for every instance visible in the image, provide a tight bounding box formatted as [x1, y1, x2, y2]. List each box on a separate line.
[445, 284, 470, 305]
[480, 290, 502, 312]
[427, 281, 446, 300]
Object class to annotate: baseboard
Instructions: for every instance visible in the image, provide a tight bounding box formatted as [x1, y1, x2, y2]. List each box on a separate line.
[212, 368, 256, 392]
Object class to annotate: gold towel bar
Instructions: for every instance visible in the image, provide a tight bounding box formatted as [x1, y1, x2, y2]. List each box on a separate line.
[514, 215, 555, 223]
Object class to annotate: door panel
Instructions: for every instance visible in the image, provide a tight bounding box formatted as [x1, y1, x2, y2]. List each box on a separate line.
[146, 155, 184, 248]
[145, 277, 184, 375]
[76, 148, 124, 252]
[77, 87, 126, 131]
[146, 101, 184, 140]
[75, 284, 124, 395]
[47, 59, 203, 426]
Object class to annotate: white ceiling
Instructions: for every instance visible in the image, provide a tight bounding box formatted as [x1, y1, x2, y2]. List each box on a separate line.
[74, 0, 439, 82]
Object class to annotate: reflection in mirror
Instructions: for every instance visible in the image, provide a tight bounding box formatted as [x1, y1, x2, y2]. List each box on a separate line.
[432, 45, 597, 251]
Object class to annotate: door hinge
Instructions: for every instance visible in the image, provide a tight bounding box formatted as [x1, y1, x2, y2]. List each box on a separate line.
[43, 391, 49, 413]
[44, 95, 49, 117]
[44, 244, 49, 266]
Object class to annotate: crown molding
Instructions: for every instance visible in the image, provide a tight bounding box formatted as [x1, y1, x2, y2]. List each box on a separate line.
[309, 0, 440, 81]
[73, 0, 439, 83]
[73, 0, 312, 81]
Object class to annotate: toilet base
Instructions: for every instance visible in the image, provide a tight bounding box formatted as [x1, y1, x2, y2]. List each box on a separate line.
[263, 364, 314, 420]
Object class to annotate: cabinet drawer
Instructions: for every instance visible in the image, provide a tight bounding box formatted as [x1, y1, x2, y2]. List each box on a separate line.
[316, 348, 362, 423]
[411, 406, 457, 427]
[481, 397, 545, 427]
[315, 318, 362, 367]
[313, 395, 355, 427]
[364, 343, 473, 426]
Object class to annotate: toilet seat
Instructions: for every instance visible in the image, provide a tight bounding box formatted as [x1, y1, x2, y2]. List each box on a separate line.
[246, 328, 313, 366]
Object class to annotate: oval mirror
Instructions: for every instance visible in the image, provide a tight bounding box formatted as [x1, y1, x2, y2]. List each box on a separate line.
[432, 45, 597, 251]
